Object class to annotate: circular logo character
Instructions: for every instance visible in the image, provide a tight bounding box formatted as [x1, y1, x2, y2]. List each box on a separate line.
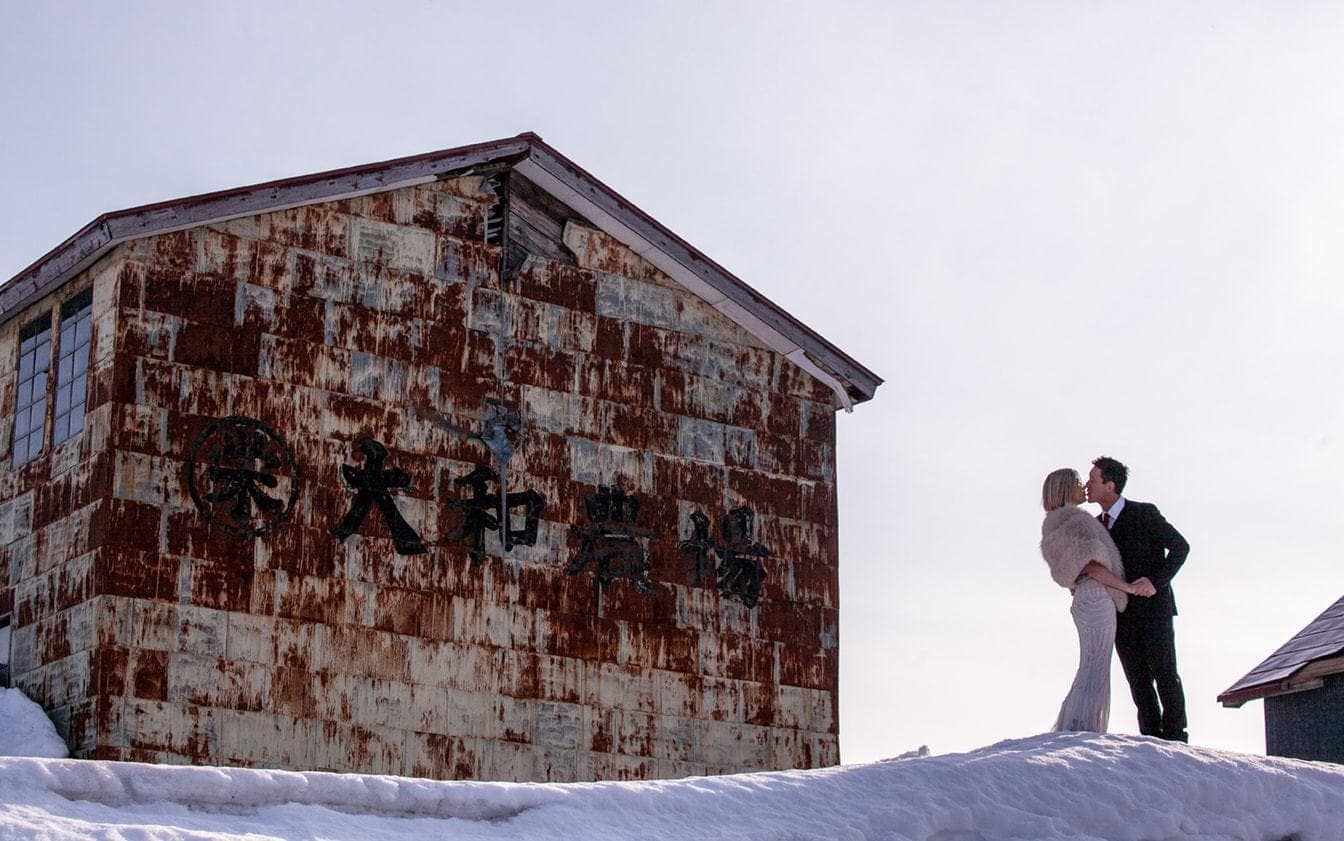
[187, 415, 299, 537]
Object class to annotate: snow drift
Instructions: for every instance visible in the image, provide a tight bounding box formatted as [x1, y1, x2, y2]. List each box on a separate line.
[0, 687, 68, 759]
[2, 688, 1341, 839]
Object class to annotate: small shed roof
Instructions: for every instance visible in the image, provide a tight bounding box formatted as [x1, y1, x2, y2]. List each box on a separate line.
[1219, 595, 1344, 707]
[0, 133, 881, 408]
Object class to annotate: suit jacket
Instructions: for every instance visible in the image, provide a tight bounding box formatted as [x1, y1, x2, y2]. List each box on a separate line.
[1104, 499, 1189, 619]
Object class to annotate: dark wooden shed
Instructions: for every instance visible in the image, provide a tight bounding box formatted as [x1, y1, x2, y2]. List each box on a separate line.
[1219, 595, 1344, 763]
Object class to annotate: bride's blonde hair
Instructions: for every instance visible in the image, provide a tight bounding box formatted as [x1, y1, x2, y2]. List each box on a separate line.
[1041, 468, 1080, 512]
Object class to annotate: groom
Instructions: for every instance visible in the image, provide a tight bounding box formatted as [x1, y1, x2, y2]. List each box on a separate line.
[1085, 456, 1191, 742]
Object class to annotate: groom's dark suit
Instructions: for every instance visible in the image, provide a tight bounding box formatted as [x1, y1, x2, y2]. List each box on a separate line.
[1104, 499, 1190, 741]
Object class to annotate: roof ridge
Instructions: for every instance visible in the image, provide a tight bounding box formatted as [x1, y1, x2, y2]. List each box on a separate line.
[1, 134, 881, 406]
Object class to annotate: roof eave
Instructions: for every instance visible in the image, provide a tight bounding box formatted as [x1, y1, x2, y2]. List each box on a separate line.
[513, 140, 882, 407]
[1218, 677, 1326, 708]
[1, 133, 881, 406]
[1219, 652, 1344, 707]
[0, 136, 533, 323]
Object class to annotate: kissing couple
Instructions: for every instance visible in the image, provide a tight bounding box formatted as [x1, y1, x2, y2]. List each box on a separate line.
[1039, 457, 1190, 740]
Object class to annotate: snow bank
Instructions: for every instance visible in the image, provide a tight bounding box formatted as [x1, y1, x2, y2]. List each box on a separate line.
[0, 687, 68, 758]
[1, 733, 1341, 839]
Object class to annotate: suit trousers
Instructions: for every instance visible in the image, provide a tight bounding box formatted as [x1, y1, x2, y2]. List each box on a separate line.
[1115, 610, 1187, 740]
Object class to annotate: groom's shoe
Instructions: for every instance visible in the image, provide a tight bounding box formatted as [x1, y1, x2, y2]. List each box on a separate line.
[1161, 729, 1189, 743]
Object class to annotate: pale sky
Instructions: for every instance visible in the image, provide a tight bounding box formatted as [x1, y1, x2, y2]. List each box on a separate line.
[4, 1, 1343, 763]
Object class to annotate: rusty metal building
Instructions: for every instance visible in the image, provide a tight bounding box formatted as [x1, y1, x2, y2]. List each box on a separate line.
[0, 133, 880, 781]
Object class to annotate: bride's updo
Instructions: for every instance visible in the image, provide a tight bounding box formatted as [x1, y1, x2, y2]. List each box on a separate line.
[1041, 468, 1080, 512]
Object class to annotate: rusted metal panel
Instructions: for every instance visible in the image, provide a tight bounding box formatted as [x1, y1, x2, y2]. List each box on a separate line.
[3, 169, 846, 781]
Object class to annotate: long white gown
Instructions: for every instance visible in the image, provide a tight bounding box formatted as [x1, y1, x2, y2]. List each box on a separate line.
[1052, 577, 1116, 733]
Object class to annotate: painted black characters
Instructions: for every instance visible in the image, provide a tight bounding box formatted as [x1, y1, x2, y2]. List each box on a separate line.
[567, 486, 659, 593]
[184, 407, 779, 610]
[443, 463, 545, 565]
[330, 437, 427, 555]
[681, 511, 719, 586]
[187, 416, 299, 537]
[679, 506, 770, 607]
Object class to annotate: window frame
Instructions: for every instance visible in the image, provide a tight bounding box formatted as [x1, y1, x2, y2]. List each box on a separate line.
[10, 287, 94, 467]
[52, 288, 93, 447]
[12, 316, 53, 468]
[0, 613, 10, 689]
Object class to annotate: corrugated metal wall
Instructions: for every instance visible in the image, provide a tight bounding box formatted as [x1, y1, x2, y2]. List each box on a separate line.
[2, 170, 841, 781]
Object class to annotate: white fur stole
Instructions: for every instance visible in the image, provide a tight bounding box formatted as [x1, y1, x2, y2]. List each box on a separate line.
[1040, 505, 1127, 612]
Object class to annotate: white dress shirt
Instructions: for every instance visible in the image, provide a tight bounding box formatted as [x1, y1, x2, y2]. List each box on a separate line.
[1102, 496, 1126, 528]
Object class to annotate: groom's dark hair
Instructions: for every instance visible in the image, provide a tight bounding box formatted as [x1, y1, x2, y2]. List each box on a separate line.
[1092, 456, 1128, 494]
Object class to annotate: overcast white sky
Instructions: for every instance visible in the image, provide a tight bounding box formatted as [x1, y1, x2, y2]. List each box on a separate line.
[4, 1, 1343, 763]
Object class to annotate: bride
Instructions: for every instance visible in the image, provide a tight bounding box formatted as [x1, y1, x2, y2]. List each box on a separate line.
[1040, 468, 1154, 732]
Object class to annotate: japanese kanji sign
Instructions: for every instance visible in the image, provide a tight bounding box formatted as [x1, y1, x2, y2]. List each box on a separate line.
[186, 414, 775, 611]
[330, 437, 428, 555]
[444, 463, 545, 565]
[680, 506, 770, 607]
[567, 485, 659, 593]
[187, 415, 299, 538]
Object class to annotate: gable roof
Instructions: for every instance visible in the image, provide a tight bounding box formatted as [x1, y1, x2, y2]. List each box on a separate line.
[1, 133, 880, 408]
[1219, 595, 1344, 707]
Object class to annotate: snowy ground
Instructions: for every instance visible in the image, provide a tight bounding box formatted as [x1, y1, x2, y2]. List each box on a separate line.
[2, 689, 1342, 840]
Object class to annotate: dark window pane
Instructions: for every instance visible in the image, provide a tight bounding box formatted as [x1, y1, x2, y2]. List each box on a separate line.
[52, 298, 94, 449]
[60, 289, 92, 319]
[14, 316, 54, 465]
[21, 314, 52, 345]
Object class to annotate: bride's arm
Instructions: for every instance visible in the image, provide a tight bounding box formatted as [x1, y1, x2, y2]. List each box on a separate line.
[1081, 561, 1152, 596]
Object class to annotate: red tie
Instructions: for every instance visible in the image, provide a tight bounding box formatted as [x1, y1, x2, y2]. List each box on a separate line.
[1102, 512, 1112, 529]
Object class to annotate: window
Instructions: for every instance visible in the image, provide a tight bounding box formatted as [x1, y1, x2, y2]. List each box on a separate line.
[0, 614, 10, 688]
[53, 289, 92, 446]
[10, 287, 93, 467]
[12, 317, 52, 467]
